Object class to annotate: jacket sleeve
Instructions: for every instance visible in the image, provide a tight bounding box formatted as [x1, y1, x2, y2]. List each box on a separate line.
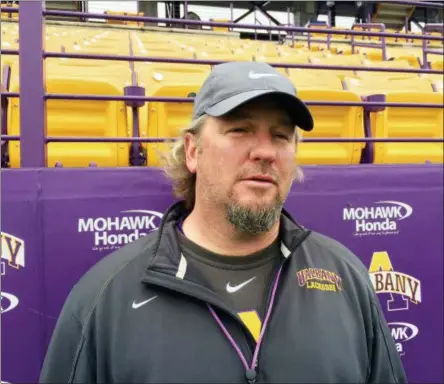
[367, 297, 408, 384]
[39, 299, 95, 383]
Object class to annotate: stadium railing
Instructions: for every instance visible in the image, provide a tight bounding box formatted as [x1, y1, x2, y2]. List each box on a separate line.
[0, 1, 443, 167]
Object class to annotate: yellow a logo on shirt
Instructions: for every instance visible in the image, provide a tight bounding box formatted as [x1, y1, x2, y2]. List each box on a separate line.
[238, 311, 262, 342]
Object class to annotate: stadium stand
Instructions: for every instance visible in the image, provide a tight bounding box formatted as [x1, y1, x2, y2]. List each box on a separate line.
[1, 6, 443, 168]
[1, 4, 443, 384]
[344, 76, 443, 163]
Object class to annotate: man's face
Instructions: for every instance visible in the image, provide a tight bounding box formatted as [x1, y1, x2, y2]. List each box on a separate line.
[186, 96, 298, 233]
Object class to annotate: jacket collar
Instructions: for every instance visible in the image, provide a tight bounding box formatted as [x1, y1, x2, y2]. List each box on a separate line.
[145, 200, 311, 277]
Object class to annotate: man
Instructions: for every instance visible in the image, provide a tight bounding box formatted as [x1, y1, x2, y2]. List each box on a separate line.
[40, 62, 407, 383]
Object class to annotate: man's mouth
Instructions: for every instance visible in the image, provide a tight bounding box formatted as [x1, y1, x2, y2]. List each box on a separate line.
[243, 174, 276, 184]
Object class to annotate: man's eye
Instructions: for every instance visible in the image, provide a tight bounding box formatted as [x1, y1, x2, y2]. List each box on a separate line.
[229, 128, 248, 133]
[275, 133, 290, 140]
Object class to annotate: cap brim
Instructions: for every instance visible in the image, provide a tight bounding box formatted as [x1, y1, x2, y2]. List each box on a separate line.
[205, 89, 314, 131]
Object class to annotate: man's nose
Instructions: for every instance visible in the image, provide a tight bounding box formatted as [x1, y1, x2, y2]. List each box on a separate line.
[248, 131, 277, 162]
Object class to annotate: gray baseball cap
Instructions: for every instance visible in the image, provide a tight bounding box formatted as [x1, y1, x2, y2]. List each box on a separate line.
[192, 61, 314, 131]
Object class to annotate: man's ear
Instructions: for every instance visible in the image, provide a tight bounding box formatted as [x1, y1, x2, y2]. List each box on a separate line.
[184, 132, 199, 174]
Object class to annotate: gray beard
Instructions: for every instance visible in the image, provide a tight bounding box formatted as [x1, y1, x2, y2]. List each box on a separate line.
[225, 198, 283, 234]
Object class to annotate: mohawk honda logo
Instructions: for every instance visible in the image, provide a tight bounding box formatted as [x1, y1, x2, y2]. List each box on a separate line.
[343, 201, 413, 236]
[78, 210, 163, 252]
[388, 322, 419, 356]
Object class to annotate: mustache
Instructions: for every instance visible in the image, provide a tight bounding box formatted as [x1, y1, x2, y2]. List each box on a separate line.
[238, 163, 281, 184]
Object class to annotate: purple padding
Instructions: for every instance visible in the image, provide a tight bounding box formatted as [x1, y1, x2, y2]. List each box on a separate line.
[1, 165, 443, 384]
[1, 170, 45, 384]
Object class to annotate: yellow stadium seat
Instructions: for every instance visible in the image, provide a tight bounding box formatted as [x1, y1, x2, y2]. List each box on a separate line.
[429, 57, 443, 71]
[131, 33, 195, 60]
[195, 50, 251, 62]
[343, 77, 443, 164]
[254, 55, 289, 75]
[288, 69, 344, 90]
[309, 54, 364, 80]
[254, 43, 282, 57]
[392, 55, 421, 69]
[1, 33, 18, 51]
[278, 52, 310, 63]
[387, 47, 422, 68]
[329, 27, 350, 41]
[231, 48, 256, 61]
[287, 70, 365, 165]
[7, 61, 133, 168]
[420, 74, 443, 93]
[4, 19, 441, 168]
[1, 55, 19, 101]
[253, 48, 281, 59]
[136, 37, 170, 46]
[352, 26, 379, 42]
[357, 59, 418, 80]
[0, 54, 18, 76]
[78, 42, 130, 55]
[344, 76, 434, 95]
[330, 41, 357, 55]
[138, 41, 176, 52]
[104, 11, 144, 27]
[210, 19, 230, 33]
[192, 45, 234, 58]
[281, 41, 306, 50]
[136, 63, 211, 166]
[136, 45, 195, 59]
[301, 50, 328, 59]
[359, 47, 385, 61]
[433, 79, 443, 93]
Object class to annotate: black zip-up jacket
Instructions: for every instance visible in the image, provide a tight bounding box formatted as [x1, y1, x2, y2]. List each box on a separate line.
[39, 202, 407, 383]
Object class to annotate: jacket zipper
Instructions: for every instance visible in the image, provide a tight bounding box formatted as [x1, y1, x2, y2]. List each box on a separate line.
[142, 269, 257, 348]
[261, 230, 311, 330]
[142, 259, 287, 362]
[142, 231, 311, 383]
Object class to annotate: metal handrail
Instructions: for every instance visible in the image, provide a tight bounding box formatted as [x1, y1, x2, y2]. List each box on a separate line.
[0, 49, 18, 56]
[1, 92, 443, 108]
[351, 23, 387, 61]
[1, 5, 443, 41]
[422, 24, 444, 69]
[1, 50, 442, 75]
[33, 9, 444, 42]
[2, 1, 443, 11]
[1, 2, 443, 168]
[39, 53, 444, 75]
[307, 21, 331, 50]
[0, 6, 18, 13]
[1, 135, 443, 143]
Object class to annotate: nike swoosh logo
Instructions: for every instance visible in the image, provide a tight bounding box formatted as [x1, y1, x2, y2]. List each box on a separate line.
[226, 277, 256, 293]
[248, 71, 278, 80]
[132, 296, 158, 309]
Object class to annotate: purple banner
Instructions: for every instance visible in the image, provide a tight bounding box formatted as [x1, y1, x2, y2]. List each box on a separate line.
[288, 164, 443, 383]
[1, 170, 44, 384]
[1, 164, 443, 384]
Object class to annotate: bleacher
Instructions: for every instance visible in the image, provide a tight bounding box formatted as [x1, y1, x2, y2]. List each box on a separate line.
[1, 5, 444, 384]
[1, 17, 443, 168]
